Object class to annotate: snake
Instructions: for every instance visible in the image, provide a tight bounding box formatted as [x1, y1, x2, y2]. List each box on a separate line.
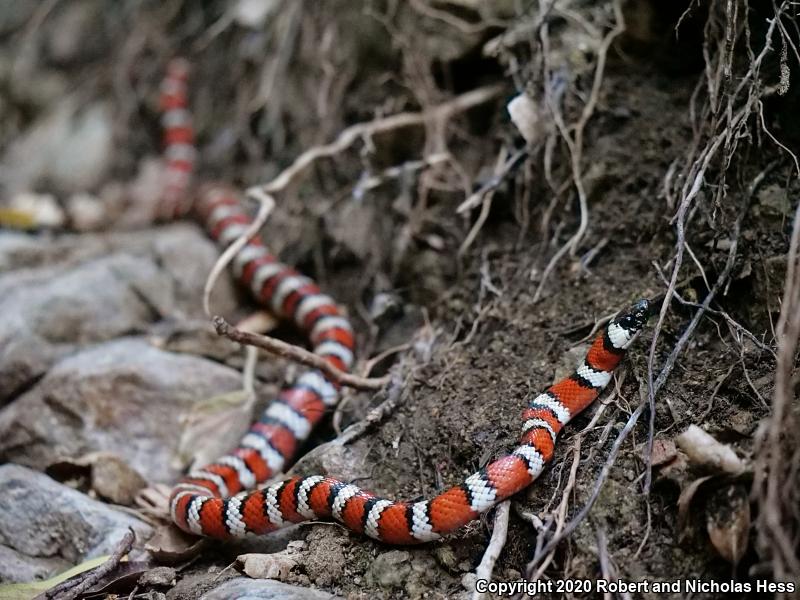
[160, 59, 652, 544]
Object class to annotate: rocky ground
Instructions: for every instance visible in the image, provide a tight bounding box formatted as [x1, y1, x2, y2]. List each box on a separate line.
[0, 1, 798, 599]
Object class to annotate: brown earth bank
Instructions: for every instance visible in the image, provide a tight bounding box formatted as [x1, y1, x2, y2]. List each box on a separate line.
[0, 1, 798, 599]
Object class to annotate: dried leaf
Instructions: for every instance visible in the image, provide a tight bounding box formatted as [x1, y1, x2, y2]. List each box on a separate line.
[0, 208, 38, 230]
[706, 484, 751, 564]
[175, 389, 255, 471]
[135, 483, 172, 519]
[48, 452, 146, 505]
[676, 425, 747, 475]
[82, 561, 153, 598]
[145, 524, 206, 564]
[237, 310, 280, 335]
[677, 475, 714, 540]
[657, 449, 689, 482]
[0, 192, 66, 229]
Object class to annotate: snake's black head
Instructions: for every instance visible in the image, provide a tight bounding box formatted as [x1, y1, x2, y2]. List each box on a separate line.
[613, 298, 651, 334]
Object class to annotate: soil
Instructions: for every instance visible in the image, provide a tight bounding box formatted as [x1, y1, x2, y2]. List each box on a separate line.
[0, 1, 797, 599]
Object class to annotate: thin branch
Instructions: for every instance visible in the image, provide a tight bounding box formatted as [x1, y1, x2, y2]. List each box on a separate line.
[213, 316, 389, 390]
[456, 147, 529, 214]
[43, 529, 135, 600]
[472, 501, 511, 600]
[529, 438, 582, 581]
[253, 84, 504, 195]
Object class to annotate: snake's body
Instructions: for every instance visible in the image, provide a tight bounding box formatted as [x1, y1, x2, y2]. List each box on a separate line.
[160, 60, 651, 544]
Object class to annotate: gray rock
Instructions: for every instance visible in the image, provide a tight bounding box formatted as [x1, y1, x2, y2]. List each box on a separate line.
[201, 578, 338, 600]
[0, 338, 242, 482]
[0, 544, 68, 584]
[367, 550, 412, 589]
[0, 0, 37, 36]
[0, 464, 151, 583]
[0, 253, 168, 402]
[0, 231, 41, 272]
[3, 100, 113, 194]
[0, 224, 238, 404]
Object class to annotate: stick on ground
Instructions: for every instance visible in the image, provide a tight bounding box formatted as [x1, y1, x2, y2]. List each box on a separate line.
[213, 316, 389, 390]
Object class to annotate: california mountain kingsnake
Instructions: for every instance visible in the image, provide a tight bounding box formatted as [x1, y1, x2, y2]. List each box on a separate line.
[160, 60, 652, 544]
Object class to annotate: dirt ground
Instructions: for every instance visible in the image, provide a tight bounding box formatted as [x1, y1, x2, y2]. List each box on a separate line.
[0, 1, 798, 599]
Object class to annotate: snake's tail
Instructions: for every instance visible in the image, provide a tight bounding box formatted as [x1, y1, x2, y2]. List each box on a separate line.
[168, 300, 649, 543]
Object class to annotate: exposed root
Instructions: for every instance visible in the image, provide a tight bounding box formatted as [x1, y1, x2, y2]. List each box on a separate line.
[531, 0, 626, 302]
[753, 200, 800, 582]
[471, 500, 511, 600]
[253, 84, 504, 196]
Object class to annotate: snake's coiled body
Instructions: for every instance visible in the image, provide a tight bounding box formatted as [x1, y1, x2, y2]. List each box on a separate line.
[161, 60, 651, 544]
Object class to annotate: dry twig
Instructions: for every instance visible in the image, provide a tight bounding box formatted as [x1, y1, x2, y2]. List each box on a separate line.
[213, 317, 388, 391]
[472, 501, 511, 600]
[41, 530, 135, 600]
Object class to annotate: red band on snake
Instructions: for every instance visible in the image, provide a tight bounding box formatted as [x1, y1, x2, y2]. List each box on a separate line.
[161, 59, 652, 544]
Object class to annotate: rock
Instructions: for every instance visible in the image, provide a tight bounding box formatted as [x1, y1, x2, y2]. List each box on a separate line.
[2, 99, 113, 195]
[0, 338, 242, 482]
[0, 464, 151, 583]
[0, 253, 169, 403]
[406, 553, 443, 599]
[0, 231, 40, 272]
[0, 544, 68, 584]
[0, 0, 37, 36]
[201, 577, 338, 600]
[367, 550, 412, 589]
[302, 528, 347, 587]
[0, 224, 238, 404]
